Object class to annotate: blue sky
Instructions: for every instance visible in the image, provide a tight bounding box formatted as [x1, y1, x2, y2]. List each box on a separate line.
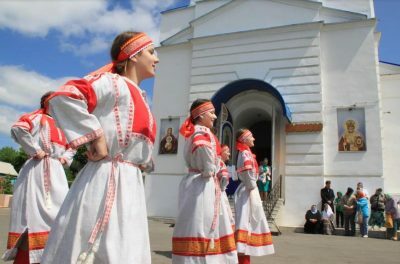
[0, 0, 398, 149]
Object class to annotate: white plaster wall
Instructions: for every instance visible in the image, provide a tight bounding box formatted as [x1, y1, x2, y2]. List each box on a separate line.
[151, 44, 191, 166]
[189, 26, 323, 124]
[193, 0, 319, 38]
[160, 7, 194, 43]
[320, 21, 383, 177]
[381, 73, 400, 194]
[145, 174, 182, 218]
[318, 0, 375, 18]
[194, 0, 230, 18]
[147, 43, 192, 217]
[280, 176, 324, 226]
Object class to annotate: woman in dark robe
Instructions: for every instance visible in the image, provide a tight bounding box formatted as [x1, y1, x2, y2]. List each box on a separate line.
[304, 205, 322, 234]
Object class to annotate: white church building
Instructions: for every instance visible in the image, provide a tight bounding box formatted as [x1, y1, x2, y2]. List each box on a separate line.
[145, 0, 400, 226]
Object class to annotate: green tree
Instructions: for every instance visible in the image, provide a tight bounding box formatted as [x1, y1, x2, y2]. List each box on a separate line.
[0, 145, 88, 188]
[0, 147, 18, 165]
[0, 147, 28, 172]
[66, 146, 88, 184]
[0, 175, 14, 194]
[14, 148, 29, 172]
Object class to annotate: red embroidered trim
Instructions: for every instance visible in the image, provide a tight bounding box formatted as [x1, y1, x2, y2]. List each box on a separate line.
[113, 75, 134, 148]
[235, 229, 273, 247]
[285, 122, 323, 133]
[69, 129, 104, 149]
[172, 233, 236, 257]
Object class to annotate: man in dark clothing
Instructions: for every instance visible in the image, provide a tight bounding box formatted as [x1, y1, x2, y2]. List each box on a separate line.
[342, 187, 357, 236]
[321, 180, 335, 212]
[369, 188, 385, 229]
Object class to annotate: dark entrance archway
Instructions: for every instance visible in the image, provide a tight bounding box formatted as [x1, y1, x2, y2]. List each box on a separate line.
[250, 120, 272, 164]
[211, 78, 291, 122]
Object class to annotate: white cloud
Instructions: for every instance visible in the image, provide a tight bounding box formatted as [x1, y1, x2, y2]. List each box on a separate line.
[0, 0, 183, 56]
[0, 105, 23, 135]
[0, 65, 74, 108]
[0, 0, 107, 37]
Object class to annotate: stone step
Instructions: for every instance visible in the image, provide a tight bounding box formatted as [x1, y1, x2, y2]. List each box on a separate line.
[279, 226, 399, 239]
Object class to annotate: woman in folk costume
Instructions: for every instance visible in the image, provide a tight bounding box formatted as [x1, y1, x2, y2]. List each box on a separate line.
[172, 99, 238, 264]
[41, 31, 158, 264]
[2, 92, 74, 264]
[217, 144, 235, 228]
[235, 128, 274, 264]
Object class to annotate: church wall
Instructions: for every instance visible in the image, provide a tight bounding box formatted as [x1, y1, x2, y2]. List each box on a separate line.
[381, 73, 400, 194]
[150, 1, 384, 225]
[160, 6, 194, 43]
[318, 0, 375, 18]
[320, 22, 384, 178]
[192, 0, 319, 38]
[146, 43, 193, 218]
[194, 0, 231, 18]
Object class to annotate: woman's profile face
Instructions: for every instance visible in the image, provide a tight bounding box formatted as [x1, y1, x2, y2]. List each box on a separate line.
[245, 134, 255, 147]
[221, 148, 230, 161]
[134, 45, 159, 79]
[198, 109, 217, 129]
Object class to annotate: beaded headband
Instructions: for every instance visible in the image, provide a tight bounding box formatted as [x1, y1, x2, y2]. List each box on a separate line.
[190, 102, 215, 120]
[238, 130, 252, 143]
[117, 33, 153, 62]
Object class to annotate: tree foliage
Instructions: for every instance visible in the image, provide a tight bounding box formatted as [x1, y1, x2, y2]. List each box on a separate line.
[0, 146, 88, 190]
[0, 147, 28, 172]
[0, 175, 14, 194]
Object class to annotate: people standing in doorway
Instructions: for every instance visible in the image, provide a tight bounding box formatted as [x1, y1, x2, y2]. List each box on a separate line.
[41, 31, 158, 264]
[334, 191, 344, 228]
[235, 128, 274, 264]
[369, 188, 385, 230]
[2, 92, 73, 264]
[172, 99, 237, 263]
[342, 187, 357, 236]
[257, 158, 271, 201]
[320, 180, 335, 212]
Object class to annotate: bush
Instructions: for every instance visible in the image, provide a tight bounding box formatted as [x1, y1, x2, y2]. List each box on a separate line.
[0, 175, 14, 195]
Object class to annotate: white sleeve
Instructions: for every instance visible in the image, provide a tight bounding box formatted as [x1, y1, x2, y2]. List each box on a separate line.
[10, 116, 42, 156]
[48, 88, 103, 149]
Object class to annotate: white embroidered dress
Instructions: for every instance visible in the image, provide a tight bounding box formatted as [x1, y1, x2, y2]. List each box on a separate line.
[235, 148, 274, 256]
[41, 72, 156, 264]
[172, 125, 237, 264]
[217, 158, 235, 228]
[2, 112, 72, 263]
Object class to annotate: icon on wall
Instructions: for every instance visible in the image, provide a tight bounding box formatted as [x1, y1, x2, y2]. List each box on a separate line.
[337, 108, 366, 152]
[159, 118, 179, 154]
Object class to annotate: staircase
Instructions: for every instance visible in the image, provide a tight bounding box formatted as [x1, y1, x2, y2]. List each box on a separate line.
[229, 175, 285, 236]
[266, 198, 284, 235]
[264, 175, 284, 235]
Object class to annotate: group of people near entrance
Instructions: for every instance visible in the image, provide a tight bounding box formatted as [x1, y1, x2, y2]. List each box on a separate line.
[2, 31, 274, 264]
[304, 181, 400, 241]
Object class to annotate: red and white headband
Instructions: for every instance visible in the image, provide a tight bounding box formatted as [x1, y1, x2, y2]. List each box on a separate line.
[88, 32, 154, 76]
[190, 101, 215, 120]
[117, 32, 154, 62]
[238, 130, 252, 143]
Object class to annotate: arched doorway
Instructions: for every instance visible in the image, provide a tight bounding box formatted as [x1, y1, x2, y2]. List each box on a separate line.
[211, 79, 291, 194]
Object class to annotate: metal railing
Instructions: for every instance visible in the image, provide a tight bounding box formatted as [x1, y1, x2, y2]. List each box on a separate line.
[264, 174, 283, 234]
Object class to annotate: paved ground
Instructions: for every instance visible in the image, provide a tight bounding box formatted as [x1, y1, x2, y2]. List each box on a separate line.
[1, 208, 399, 264]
